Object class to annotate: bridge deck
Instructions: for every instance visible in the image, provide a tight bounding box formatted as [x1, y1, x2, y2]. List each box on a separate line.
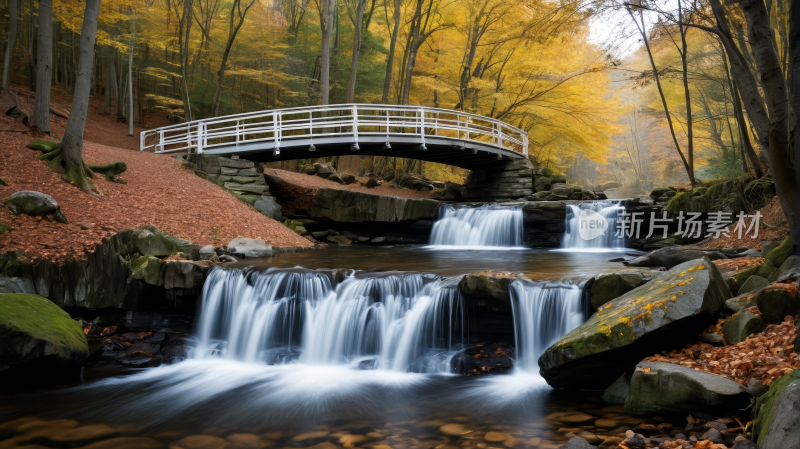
[140, 104, 528, 171]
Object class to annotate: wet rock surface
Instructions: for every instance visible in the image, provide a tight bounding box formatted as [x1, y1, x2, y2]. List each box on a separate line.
[451, 342, 514, 375]
[539, 257, 731, 389]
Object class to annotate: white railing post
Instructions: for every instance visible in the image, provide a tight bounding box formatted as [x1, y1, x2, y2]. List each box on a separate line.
[523, 133, 528, 156]
[158, 130, 164, 153]
[197, 122, 204, 154]
[235, 120, 240, 145]
[273, 111, 281, 155]
[140, 132, 145, 151]
[352, 105, 359, 149]
[497, 123, 503, 149]
[419, 109, 426, 150]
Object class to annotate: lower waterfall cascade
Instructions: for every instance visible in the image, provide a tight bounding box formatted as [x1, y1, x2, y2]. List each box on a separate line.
[559, 201, 626, 251]
[428, 204, 524, 248]
[195, 267, 467, 373]
[195, 266, 589, 375]
[509, 281, 586, 372]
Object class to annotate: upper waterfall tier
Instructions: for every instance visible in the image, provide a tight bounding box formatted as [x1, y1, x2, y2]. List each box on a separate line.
[428, 205, 524, 248]
[559, 201, 626, 251]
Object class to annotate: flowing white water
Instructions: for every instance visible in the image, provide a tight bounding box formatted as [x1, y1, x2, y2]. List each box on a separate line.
[509, 281, 585, 372]
[428, 204, 524, 248]
[559, 201, 625, 251]
[195, 268, 466, 372]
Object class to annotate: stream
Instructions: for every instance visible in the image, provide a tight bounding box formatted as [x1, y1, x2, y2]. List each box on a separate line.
[1, 202, 682, 449]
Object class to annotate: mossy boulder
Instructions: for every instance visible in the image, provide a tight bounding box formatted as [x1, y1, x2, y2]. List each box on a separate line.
[534, 176, 553, 192]
[754, 369, 800, 448]
[764, 236, 792, 275]
[284, 220, 309, 236]
[3, 191, 67, 223]
[737, 275, 770, 295]
[541, 167, 553, 177]
[754, 283, 800, 323]
[721, 310, 765, 344]
[624, 361, 747, 415]
[0, 293, 89, 383]
[539, 257, 731, 389]
[649, 187, 672, 199]
[135, 226, 199, 258]
[772, 255, 800, 283]
[131, 255, 166, 287]
[588, 271, 659, 311]
[458, 271, 521, 303]
[642, 238, 677, 250]
[551, 174, 567, 184]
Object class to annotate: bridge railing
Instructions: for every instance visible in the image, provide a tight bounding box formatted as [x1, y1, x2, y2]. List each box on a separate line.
[140, 104, 528, 157]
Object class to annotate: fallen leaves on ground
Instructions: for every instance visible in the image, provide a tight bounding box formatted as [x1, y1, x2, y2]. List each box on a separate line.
[645, 315, 800, 386]
[712, 257, 763, 273]
[0, 133, 312, 263]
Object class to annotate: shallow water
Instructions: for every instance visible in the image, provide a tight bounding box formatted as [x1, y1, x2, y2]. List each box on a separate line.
[250, 246, 641, 281]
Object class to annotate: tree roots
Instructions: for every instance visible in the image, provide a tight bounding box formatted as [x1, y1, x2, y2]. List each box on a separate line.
[29, 140, 129, 189]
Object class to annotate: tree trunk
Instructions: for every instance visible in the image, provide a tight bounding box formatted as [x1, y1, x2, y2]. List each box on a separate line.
[628, 7, 694, 186]
[60, 0, 101, 192]
[179, 0, 193, 121]
[27, 0, 34, 89]
[732, 81, 764, 178]
[678, 5, 694, 185]
[317, 0, 335, 105]
[380, 0, 400, 103]
[33, 0, 53, 133]
[103, 45, 114, 114]
[345, 0, 367, 102]
[742, 0, 797, 248]
[791, 0, 800, 256]
[213, 0, 257, 117]
[127, 9, 134, 136]
[2, 0, 18, 88]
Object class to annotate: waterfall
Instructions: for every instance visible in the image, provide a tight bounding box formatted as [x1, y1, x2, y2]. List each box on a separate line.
[509, 281, 585, 372]
[428, 204, 524, 248]
[195, 267, 466, 373]
[560, 201, 625, 251]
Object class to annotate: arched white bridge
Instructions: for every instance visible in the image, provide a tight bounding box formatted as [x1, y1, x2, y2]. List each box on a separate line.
[140, 104, 528, 170]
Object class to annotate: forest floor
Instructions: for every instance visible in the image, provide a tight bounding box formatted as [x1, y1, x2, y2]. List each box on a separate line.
[0, 85, 312, 263]
[686, 197, 789, 250]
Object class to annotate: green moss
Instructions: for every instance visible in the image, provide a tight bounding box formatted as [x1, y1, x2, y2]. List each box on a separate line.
[0, 223, 9, 234]
[650, 187, 672, 199]
[230, 192, 259, 206]
[765, 235, 792, 268]
[541, 167, 553, 177]
[0, 293, 88, 358]
[0, 178, 8, 186]
[131, 255, 166, 286]
[666, 191, 693, 215]
[26, 140, 62, 152]
[754, 370, 800, 445]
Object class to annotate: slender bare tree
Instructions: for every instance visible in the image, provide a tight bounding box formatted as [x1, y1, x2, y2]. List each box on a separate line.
[33, 0, 53, 134]
[2, 0, 18, 88]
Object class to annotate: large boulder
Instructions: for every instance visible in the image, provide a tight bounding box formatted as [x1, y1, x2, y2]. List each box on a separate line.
[754, 283, 800, 323]
[754, 370, 800, 449]
[164, 261, 209, 290]
[253, 195, 283, 220]
[3, 191, 67, 223]
[624, 361, 748, 415]
[587, 271, 660, 311]
[771, 255, 800, 282]
[738, 275, 770, 295]
[0, 293, 89, 383]
[623, 247, 728, 268]
[721, 310, 765, 344]
[539, 257, 731, 389]
[135, 226, 199, 258]
[551, 184, 582, 197]
[226, 238, 272, 258]
[458, 271, 521, 302]
[533, 176, 553, 192]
